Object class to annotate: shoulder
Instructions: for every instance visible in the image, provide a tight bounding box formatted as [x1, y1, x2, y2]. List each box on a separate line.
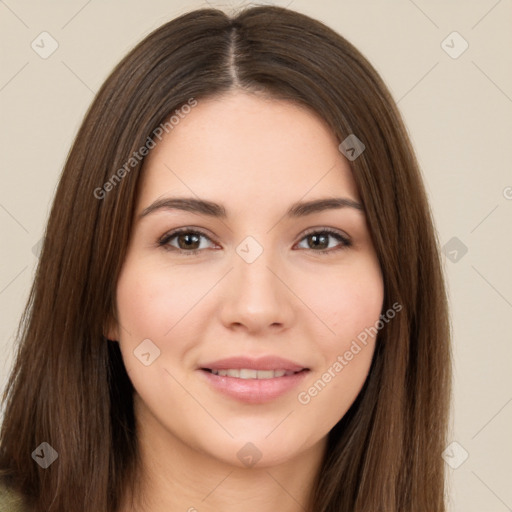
[0, 480, 29, 512]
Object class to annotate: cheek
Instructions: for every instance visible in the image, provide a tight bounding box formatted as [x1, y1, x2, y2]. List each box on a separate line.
[113, 261, 199, 399]
[115, 261, 207, 340]
[297, 256, 384, 344]
[293, 256, 383, 409]
[292, 272, 383, 436]
[114, 258, 234, 393]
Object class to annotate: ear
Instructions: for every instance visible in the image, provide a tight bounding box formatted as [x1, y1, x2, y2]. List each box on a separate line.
[104, 314, 120, 341]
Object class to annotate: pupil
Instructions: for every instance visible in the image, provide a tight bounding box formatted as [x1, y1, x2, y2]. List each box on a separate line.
[179, 233, 200, 250]
[310, 234, 328, 249]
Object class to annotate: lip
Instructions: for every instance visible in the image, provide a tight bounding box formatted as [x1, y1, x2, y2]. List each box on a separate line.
[199, 356, 308, 372]
[198, 368, 310, 404]
[198, 356, 310, 404]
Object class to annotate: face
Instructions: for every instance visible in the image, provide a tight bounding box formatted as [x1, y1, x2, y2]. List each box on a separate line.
[109, 91, 384, 469]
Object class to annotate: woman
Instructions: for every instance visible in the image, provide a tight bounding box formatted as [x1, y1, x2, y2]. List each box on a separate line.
[0, 5, 451, 511]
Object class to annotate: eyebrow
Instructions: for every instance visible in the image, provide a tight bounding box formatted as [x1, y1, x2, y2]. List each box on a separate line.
[139, 196, 364, 219]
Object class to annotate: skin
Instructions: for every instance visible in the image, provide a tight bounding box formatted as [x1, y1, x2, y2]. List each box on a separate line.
[108, 91, 384, 512]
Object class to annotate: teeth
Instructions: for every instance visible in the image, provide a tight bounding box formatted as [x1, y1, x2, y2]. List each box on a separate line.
[240, 369, 258, 379]
[209, 368, 298, 379]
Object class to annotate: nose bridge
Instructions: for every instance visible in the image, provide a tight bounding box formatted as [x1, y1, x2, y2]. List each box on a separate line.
[218, 234, 293, 331]
[234, 234, 281, 301]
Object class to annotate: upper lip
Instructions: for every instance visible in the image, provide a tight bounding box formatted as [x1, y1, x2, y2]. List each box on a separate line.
[199, 356, 309, 372]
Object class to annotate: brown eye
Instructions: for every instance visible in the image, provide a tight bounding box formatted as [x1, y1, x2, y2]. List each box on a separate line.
[159, 229, 216, 255]
[175, 232, 201, 250]
[296, 229, 351, 254]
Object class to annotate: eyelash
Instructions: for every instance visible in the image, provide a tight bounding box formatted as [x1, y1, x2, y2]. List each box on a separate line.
[157, 227, 352, 256]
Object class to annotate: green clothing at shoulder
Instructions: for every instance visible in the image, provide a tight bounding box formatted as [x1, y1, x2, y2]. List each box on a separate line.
[0, 481, 29, 512]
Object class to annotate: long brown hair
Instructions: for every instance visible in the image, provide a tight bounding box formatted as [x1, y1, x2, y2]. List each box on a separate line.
[0, 6, 451, 511]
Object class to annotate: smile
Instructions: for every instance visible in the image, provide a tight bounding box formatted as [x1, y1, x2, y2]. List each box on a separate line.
[205, 368, 303, 379]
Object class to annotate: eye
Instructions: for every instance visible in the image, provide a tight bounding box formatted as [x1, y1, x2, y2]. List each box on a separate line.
[295, 228, 351, 254]
[158, 228, 218, 255]
[158, 227, 351, 256]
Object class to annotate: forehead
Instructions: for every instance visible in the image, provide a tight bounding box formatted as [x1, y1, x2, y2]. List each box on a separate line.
[138, 92, 360, 211]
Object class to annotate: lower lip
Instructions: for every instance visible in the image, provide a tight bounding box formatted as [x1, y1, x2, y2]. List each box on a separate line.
[198, 369, 310, 404]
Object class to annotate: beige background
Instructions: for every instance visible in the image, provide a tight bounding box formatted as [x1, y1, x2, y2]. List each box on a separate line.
[1, 0, 511, 510]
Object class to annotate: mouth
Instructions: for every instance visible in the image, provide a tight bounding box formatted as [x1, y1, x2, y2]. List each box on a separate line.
[201, 368, 309, 379]
[198, 360, 310, 404]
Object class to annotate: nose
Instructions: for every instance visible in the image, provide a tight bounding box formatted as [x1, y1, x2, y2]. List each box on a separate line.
[217, 243, 295, 334]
